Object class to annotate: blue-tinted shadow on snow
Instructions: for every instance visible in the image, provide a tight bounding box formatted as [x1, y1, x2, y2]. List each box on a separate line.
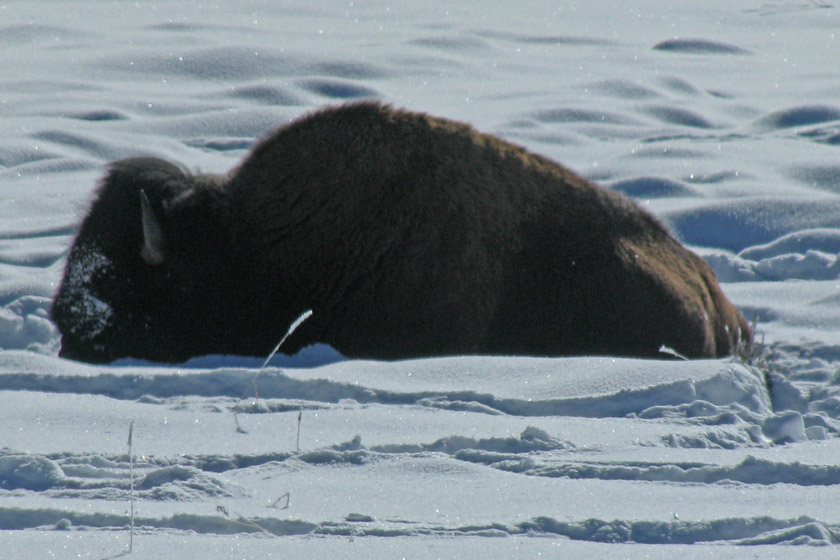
[653, 38, 751, 55]
[114, 343, 347, 370]
[666, 198, 840, 253]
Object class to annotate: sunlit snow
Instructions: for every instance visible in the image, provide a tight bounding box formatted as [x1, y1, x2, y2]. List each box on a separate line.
[2, 1, 840, 558]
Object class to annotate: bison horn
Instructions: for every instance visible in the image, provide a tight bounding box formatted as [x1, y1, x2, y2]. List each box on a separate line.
[139, 190, 166, 265]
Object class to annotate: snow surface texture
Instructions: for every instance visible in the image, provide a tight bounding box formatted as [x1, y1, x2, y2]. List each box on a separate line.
[2, 1, 840, 558]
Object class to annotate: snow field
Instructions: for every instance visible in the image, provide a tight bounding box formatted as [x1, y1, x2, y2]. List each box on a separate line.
[2, 0, 840, 556]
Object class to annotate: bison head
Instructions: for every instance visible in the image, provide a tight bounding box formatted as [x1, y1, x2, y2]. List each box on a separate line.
[52, 158, 234, 363]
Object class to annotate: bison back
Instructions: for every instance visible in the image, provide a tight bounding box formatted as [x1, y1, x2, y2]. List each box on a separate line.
[226, 102, 748, 359]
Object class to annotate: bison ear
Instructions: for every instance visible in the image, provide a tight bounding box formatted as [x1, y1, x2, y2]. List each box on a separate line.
[139, 189, 166, 265]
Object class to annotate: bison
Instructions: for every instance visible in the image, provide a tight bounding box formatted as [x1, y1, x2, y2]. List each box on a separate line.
[52, 102, 750, 364]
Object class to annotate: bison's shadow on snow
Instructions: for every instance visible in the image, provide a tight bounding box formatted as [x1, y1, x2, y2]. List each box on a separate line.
[52, 102, 750, 364]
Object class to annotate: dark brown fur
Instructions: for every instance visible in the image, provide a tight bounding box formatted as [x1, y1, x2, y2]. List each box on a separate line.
[52, 102, 750, 363]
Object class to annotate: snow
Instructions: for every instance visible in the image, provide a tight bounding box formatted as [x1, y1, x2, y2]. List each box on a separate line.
[2, 0, 840, 557]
